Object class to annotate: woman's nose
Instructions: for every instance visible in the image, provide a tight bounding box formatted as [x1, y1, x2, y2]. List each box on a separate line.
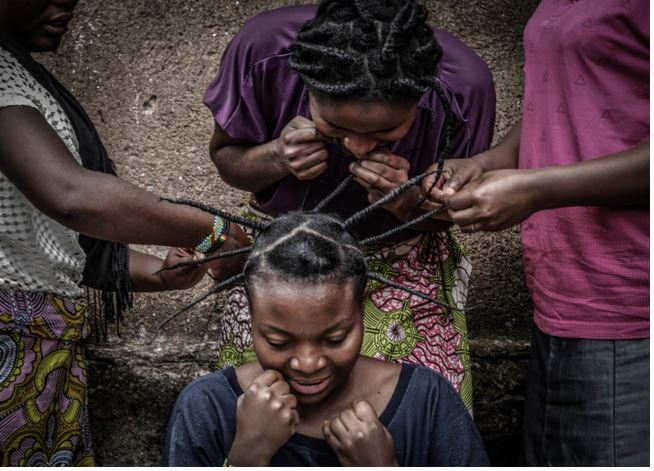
[342, 135, 379, 159]
[289, 347, 327, 373]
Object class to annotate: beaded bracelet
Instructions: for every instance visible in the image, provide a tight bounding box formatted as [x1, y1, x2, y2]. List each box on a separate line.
[195, 215, 230, 253]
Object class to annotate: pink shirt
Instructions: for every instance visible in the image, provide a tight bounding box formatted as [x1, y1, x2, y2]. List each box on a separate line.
[520, 0, 649, 339]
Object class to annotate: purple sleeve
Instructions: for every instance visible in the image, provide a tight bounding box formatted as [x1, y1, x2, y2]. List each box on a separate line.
[203, 39, 272, 143]
[202, 7, 314, 144]
[435, 30, 496, 158]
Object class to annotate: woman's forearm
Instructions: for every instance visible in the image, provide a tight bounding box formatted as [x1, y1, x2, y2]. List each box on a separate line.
[529, 141, 649, 210]
[475, 119, 522, 172]
[209, 123, 289, 192]
[211, 141, 289, 192]
[0, 106, 214, 247]
[128, 249, 167, 291]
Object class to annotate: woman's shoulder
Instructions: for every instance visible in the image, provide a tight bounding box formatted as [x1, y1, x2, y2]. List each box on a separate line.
[406, 364, 463, 396]
[430, 29, 494, 99]
[361, 361, 458, 403]
[357, 356, 402, 382]
[226, 5, 317, 63]
[0, 47, 43, 107]
[176, 368, 240, 406]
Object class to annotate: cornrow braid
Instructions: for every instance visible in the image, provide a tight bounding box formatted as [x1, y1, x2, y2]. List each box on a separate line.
[431, 80, 454, 171]
[359, 205, 446, 246]
[150, 272, 245, 342]
[163, 198, 268, 231]
[289, 0, 440, 102]
[244, 212, 368, 300]
[155, 184, 466, 339]
[311, 174, 355, 212]
[155, 246, 253, 274]
[366, 272, 463, 310]
[407, 79, 455, 213]
[344, 167, 444, 228]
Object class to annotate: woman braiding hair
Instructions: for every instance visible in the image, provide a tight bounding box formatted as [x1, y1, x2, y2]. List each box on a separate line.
[205, 0, 496, 411]
[0, 0, 249, 465]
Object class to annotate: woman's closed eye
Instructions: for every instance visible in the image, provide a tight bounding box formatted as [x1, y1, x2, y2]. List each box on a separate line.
[266, 337, 290, 348]
[324, 335, 346, 345]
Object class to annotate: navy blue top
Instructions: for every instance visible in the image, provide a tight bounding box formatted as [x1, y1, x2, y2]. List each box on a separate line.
[164, 363, 489, 466]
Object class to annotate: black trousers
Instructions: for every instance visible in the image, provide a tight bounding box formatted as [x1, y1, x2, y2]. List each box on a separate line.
[521, 325, 650, 466]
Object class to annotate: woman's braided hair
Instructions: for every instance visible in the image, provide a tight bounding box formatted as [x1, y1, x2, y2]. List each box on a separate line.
[244, 212, 368, 304]
[289, 0, 441, 102]
[289, 0, 456, 223]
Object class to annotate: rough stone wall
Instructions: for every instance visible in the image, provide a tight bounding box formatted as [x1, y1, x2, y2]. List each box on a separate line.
[38, 0, 539, 465]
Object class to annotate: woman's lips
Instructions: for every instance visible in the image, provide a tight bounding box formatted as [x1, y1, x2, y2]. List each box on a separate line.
[42, 17, 72, 36]
[289, 377, 331, 396]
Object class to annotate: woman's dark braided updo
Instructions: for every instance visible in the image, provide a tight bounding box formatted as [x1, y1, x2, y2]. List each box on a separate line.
[244, 212, 368, 303]
[289, 0, 442, 102]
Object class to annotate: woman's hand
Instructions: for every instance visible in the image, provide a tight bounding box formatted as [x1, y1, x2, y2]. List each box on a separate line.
[156, 247, 206, 290]
[274, 116, 331, 181]
[206, 222, 251, 282]
[349, 148, 412, 216]
[228, 370, 299, 466]
[323, 400, 398, 466]
[421, 158, 487, 207]
[444, 169, 540, 232]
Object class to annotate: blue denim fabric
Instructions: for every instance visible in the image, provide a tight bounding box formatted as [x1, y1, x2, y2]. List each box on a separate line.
[521, 325, 650, 466]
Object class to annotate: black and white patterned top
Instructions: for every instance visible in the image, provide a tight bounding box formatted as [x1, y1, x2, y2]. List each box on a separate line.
[0, 47, 86, 297]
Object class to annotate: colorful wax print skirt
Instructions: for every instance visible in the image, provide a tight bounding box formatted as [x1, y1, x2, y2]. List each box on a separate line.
[213, 207, 474, 411]
[0, 289, 94, 466]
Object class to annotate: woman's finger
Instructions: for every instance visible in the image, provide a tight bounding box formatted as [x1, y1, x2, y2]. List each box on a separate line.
[290, 149, 329, 171]
[329, 416, 349, 438]
[363, 150, 410, 171]
[286, 126, 331, 145]
[448, 206, 483, 229]
[350, 162, 399, 193]
[443, 187, 476, 211]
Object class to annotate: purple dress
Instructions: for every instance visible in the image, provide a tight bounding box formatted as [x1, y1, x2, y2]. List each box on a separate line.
[204, 5, 496, 410]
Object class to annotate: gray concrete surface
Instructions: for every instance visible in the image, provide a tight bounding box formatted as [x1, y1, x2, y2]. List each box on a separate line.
[39, 0, 539, 465]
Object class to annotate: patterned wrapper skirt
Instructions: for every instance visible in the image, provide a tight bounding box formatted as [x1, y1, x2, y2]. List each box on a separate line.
[0, 288, 94, 466]
[213, 207, 474, 411]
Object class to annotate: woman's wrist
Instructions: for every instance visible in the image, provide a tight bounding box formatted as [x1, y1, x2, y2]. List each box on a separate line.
[194, 216, 230, 254]
[227, 437, 274, 466]
[475, 143, 519, 172]
[268, 138, 291, 176]
[519, 168, 549, 214]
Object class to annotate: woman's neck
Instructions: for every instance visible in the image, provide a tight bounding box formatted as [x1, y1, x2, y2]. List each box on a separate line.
[234, 357, 402, 438]
[295, 357, 401, 437]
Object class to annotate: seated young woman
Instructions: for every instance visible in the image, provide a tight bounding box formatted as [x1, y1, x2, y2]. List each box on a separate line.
[164, 212, 489, 466]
